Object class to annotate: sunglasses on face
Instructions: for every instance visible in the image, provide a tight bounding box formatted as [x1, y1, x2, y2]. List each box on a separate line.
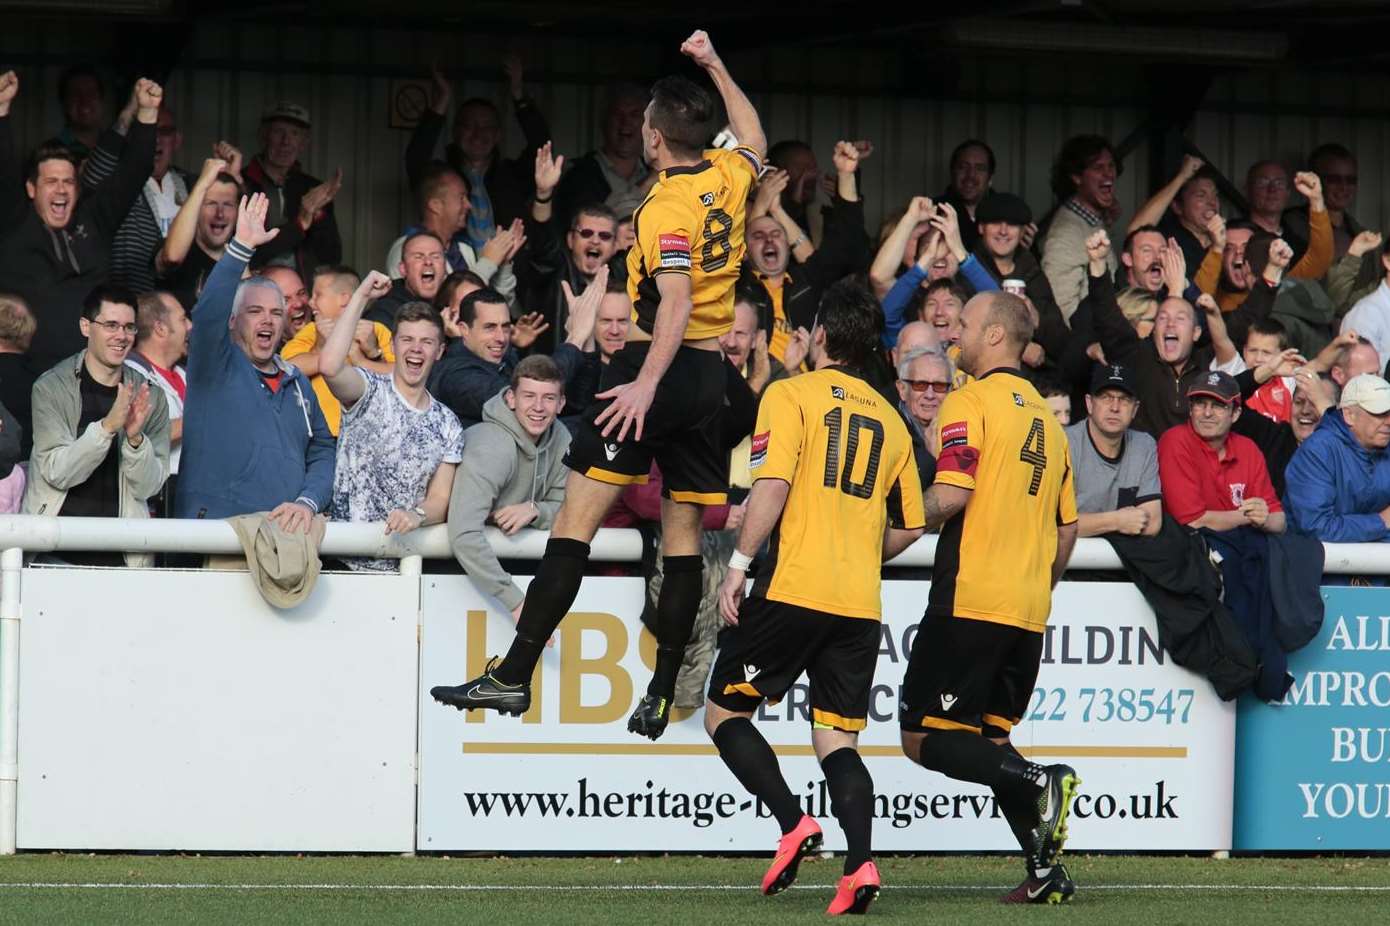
[903, 379, 950, 395]
[573, 228, 615, 242]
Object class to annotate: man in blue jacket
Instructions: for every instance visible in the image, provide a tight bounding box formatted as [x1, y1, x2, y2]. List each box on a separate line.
[1284, 373, 1390, 542]
[175, 193, 334, 532]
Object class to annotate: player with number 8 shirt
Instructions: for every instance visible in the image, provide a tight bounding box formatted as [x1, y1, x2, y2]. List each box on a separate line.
[431, 29, 766, 742]
[898, 290, 1083, 905]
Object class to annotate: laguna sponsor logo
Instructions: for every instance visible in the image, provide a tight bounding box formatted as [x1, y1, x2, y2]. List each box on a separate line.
[831, 386, 846, 400]
[749, 430, 770, 468]
[657, 233, 691, 270]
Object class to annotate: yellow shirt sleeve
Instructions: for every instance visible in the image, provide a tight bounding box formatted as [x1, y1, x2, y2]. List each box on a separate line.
[1058, 458, 1079, 525]
[711, 145, 763, 182]
[638, 193, 697, 278]
[375, 323, 396, 362]
[749, 380, 803, 483]
[933, 389, 983, 491]
[280, 322, 317, 360]
[1194, 248, 1222, 298]
[889, 441, 927, 530]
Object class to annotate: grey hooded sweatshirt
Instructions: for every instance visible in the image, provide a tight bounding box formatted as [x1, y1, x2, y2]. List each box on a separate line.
[447, 389, 571, 610]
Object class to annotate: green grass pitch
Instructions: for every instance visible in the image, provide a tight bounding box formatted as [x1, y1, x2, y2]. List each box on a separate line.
[2, 853, 1388, 925]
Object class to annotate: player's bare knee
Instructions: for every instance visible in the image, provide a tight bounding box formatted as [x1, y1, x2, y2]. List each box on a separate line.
[812, 728, 857, 763]
[704, 700, 747, 739]
[552, 475, 622, 542]
[901, 729, 926, 762]
[659, 499, 703, 555]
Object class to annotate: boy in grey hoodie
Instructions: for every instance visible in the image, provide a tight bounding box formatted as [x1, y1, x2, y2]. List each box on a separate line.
[447, 354, 570, 615]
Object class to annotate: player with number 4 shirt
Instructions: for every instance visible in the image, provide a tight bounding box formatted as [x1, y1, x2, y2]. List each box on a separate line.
[898, 290, 1083, 905]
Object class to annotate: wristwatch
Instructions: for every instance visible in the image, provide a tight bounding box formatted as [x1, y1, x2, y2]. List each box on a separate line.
[411, 505, 427, 521]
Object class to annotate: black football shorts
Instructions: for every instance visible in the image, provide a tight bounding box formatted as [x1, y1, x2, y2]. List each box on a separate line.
[565, 341, 730, 504]
[708, 596, 881, 733]
[899, 614, 1044, 738]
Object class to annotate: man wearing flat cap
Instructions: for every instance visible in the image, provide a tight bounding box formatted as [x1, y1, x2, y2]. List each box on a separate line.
[1284, 373, 1390, 542]
[1156, 370, 1285, 534]
[242, 101, 343, 278]
[1065, 363, 1162, 537]
[969, 192, 1070, 373]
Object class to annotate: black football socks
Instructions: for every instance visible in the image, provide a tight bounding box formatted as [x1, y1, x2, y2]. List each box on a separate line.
[647, 554, 703, 700]
[492, 538, 590, 686]
[712, 716, 803, 833]
[822, 746, 873, 874]
[917, 730, 1046, 800]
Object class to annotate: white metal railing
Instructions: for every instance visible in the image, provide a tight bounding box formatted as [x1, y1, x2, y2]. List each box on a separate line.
[0, 512, 1386, 855]
[3, 513, 1385, 573]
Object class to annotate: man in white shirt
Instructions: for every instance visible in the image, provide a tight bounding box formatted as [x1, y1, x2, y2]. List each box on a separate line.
[127, 290, 190, 516]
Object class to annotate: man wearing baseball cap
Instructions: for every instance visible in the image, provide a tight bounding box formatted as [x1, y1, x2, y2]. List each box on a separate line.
[241, 100, 343, 278]
[1284, 373, 1390, 541]
[1065, 363, 1162, 537]
[971, 192, 1069, 373]
[1156, 370, 1285, 534]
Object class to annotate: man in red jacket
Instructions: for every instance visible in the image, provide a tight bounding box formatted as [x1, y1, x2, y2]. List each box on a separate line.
[1157, 371, 1286, 534]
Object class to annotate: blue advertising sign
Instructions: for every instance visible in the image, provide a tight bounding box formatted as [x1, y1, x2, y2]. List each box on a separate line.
[1234, 587, 1390, 850]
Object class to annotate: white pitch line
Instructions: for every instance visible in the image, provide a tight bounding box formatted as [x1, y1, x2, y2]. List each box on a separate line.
[0, 882, 1387, 893]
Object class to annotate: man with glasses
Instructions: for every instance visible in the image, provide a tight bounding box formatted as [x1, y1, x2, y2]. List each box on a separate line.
[1065, 363, 1161, 538]
[895, 346, 952, 485]
[1224, 164, 1332, 298]
[1284, 143, 1363, 263]
[518, 141, 620, 353]
[24, 284, 170, 565]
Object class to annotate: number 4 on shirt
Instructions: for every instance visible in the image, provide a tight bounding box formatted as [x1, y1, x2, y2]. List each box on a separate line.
[1018, 417, 1046, 496]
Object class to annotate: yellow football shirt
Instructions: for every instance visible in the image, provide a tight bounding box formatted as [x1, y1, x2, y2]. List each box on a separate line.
[627, 146, 761, 341]
[749, 367, 925, 620]
[929, 368, 1077, 633]
[281, 321, 396, 436]
[757, 274, 792, 363]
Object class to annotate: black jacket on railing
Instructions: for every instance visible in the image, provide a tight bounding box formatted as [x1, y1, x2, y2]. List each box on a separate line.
[1106, 516, 1258, 701]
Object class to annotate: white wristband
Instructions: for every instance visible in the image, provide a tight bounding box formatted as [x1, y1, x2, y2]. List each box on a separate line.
[728, 550, 753, 572]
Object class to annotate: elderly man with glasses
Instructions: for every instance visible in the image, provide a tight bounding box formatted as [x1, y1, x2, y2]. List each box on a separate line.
[895, 345, 954, 485]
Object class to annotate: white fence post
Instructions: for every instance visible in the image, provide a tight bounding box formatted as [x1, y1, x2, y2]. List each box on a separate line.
[1, 545, 23, 855]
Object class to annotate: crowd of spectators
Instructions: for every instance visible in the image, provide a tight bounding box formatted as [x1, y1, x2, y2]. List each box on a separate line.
[0, 54, 1383, 692]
